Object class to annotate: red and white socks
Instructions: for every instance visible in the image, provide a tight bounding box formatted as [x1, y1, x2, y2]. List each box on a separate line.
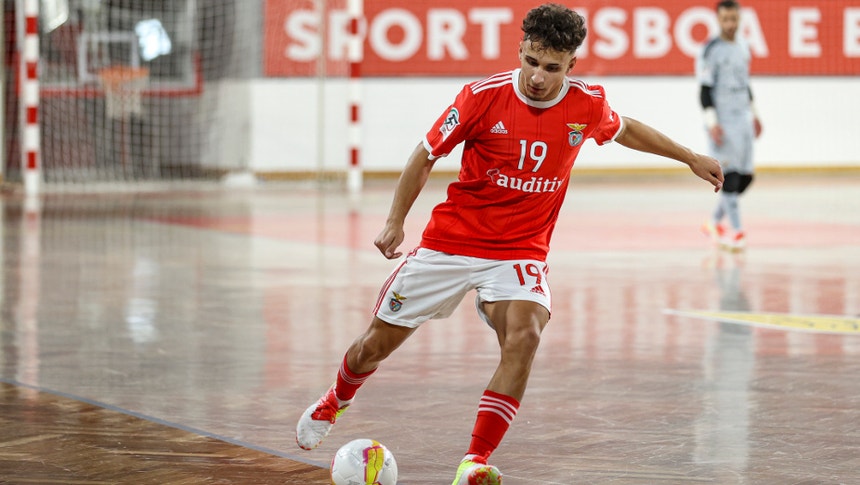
[333, 353, 376, 405]
[466, 390, 520, 460]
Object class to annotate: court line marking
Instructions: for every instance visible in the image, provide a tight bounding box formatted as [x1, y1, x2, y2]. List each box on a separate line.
[0, 377, 330, 469]
[664, 309, 860, 335]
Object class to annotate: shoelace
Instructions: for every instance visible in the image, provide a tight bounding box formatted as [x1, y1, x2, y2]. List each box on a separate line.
[310, 394, 339, 422]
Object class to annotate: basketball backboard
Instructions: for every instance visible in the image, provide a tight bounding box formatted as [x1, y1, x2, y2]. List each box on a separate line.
[40, 0, 200, 97]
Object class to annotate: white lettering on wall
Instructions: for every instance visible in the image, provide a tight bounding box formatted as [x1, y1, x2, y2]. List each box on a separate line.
[674, 7, 716, 58]
[370, 9, 423, 61]
[285, 10, 318, 61]
[575, 9, 590, 58]
[740, 9, 769, 57]
[469, 8, 512, 59]
[592, 8, 628, 60]
[427, 9, 468, 60]
[284, 7, 512, 62]
[789, 8, 821, 57]
[329, 11, 365, 60]
[634, 8, 671, 58]
[281, 5, 860, 67]
[846, 8, 860, 57]
[583, 6, 768, 61]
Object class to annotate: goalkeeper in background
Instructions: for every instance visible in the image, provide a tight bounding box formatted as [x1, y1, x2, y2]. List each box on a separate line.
[697, 0, 763, 250]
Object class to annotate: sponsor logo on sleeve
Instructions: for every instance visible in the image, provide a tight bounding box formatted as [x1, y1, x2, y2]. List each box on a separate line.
[439, 108, 460, 141]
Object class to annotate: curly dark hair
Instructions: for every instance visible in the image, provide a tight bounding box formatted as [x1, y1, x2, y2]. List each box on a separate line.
[521, 4, 587, 54]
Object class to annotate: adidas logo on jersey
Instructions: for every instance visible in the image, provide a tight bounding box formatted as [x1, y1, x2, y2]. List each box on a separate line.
[490, 121, 508, 134]
[530, 285, 545, 296]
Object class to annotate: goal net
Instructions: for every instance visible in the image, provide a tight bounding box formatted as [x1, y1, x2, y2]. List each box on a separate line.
[3, 0, 259, 189]
[3, 1, 858, 191]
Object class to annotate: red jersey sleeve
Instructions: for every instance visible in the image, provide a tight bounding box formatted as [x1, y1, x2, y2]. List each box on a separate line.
[588, 85, 623, 145]
[423, 84, 488, 159]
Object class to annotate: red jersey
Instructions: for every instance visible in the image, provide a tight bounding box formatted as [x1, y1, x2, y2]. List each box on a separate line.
[420, 69, 623, 261]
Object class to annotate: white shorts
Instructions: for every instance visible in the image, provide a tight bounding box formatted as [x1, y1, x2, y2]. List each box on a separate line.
[372, 247, 552, 329]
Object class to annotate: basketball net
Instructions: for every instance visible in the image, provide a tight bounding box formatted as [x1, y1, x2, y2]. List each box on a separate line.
[97, 66, 150, 120]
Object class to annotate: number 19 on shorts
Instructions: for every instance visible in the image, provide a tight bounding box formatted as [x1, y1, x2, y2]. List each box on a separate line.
[513, 263, 543, 286]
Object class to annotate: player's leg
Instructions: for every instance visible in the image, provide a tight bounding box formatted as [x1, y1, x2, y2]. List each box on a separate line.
[702, 199, 727, 242]
[452, 300, 549, 485]
[346, 316, 416, 373]
[480, 299, 549, 446]
[725, 124, 755, 249]
[298, 248, 471, 450]
[702, 166, 728, 242]
[712, 197, 726, 225]
[719, 120, 756, 249]
[704, 122, 743, 242]
[485, 300, 550, 398]
[714, 171, 742, 247]
[703, 129, 727, 238]
[452, 259, 551, 484]
[722, 172, 742, 231]
[296, 317, 414, 450]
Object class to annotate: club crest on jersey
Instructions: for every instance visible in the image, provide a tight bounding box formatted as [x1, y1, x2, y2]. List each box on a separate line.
[567, 123, 586, 147]
[389, 291, 407, 312]
[440, 108, 460, 141]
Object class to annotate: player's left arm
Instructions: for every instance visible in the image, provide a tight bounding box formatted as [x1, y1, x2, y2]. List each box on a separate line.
[615, 116, 724, 192]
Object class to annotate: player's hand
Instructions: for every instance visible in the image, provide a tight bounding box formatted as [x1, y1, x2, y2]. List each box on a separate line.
[753, 117, 763, 138]
[374, 223, 405, 259]
[709, 125, 724, 146]
[689, 153, 724, 193]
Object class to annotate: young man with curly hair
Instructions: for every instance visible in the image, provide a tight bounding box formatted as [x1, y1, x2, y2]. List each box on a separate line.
[297, 4, 723, 483]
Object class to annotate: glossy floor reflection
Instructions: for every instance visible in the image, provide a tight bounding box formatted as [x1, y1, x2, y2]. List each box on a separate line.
[0, 173, 858, 484]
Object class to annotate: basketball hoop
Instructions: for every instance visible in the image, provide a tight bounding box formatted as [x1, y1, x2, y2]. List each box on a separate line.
[97, 66, 150, 119]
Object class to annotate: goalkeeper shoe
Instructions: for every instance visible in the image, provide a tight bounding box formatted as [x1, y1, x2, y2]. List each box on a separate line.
[296, 386, 352, 450]
[451, 455, 502, 485]
[701, 221, 726, 243]
[723, 231, 746, 251]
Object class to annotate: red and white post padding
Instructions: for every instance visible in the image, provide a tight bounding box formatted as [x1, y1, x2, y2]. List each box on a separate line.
[346, 0, 363, 193]
[21, 0, 41, 195]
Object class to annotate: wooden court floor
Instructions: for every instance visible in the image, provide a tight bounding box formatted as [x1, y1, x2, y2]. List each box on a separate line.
[0, 173, 858, 484]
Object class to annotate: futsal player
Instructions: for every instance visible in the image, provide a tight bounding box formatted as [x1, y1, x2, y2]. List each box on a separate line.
[297, 4, 724, 483]
[698, 0, 763, 250]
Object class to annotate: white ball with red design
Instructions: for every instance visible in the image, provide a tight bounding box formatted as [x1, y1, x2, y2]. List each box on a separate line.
[330, 438, 398, 485]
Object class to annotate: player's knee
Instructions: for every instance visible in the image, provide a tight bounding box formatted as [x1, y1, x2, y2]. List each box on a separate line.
[722, 171, 742, 193]
[503, 324, 542, 354]
[737, 174, 754, 194]
[353, 323, 404, 365]
[722, 171, 753, 194]
[352, 336, 391, 366]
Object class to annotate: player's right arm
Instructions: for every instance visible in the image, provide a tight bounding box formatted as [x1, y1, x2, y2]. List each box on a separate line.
[375, 81, 485, 259]
[374, 143, 436, 259]
[749, 87, 763, 138]
[696, 39, 723, 145]
[700, 84, 723, 146]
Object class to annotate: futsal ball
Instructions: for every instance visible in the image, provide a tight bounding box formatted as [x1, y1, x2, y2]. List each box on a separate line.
[330, 438, 398, 485]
